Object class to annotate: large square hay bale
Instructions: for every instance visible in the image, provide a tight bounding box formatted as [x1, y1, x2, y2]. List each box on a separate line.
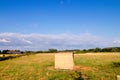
[55, 52, 74, 70]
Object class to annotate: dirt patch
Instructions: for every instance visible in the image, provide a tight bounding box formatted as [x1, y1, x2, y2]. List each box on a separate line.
[74, 66, 93, 71]
[47, 65, 93, 71]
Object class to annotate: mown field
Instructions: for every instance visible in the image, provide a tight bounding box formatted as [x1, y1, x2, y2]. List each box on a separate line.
[0, 53, 120, 80]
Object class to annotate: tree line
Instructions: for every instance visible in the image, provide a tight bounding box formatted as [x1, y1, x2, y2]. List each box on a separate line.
[0, 47, 120, 55]
[74, 47, 120, 53]
[24, 47, 120, 53]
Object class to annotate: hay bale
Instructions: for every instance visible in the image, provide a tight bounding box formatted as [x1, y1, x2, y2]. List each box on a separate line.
[55, 52, 74, 70]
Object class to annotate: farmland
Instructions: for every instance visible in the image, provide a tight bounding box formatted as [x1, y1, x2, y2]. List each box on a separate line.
[0, 53, 120, 80]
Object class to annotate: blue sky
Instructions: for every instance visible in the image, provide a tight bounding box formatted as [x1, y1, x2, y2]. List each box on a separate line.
[0, 0, 120, 50]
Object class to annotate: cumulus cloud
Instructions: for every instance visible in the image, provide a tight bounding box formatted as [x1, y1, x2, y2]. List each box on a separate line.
[113, 40, 120, 44]
[0, 32, 118, 50]
[0, 39, 10, 43]
[22, 38, 32, 44]
[109, 40, 120, 47]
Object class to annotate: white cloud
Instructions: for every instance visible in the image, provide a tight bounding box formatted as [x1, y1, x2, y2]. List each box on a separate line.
[0, 32, 118, 50]
[113, 40, 120, 44]
[109, 40, 120, 47]
[22, 38, 32, 44]
[0, 39, 10, 43]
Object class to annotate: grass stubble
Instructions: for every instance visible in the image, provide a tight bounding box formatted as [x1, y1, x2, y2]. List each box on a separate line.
[0, 53, 120, 80]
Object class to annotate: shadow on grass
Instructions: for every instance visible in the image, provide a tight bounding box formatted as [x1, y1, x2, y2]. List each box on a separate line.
[112, 62, 120, 67]
[0, 54, 25, 61]
[70, 71, 88, 80]
[0, 56, 17, 61]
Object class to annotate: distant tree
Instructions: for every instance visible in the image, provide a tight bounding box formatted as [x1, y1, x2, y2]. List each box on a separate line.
[25, 51, 33, 53]
[36, 51, 43, 53]
[74, 50, 81, 54]
[94, 48, 101, 52]
[2, 50, 9, 54]
[63, 49, 75, 52]
[83, 49, 86, 51]
[2, 50, 9, 57]
[111, 48, 119, 52]
[82, 49, 87, 53]
[0, 50, 1, 54]
[101, 48, 111, 52]
[48, 49, 58, 53]
[21, 51, 24, 54]
[88, 49, 94, 52]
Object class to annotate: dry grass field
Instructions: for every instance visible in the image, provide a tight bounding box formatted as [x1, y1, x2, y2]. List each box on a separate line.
[0, 53, 120, 80]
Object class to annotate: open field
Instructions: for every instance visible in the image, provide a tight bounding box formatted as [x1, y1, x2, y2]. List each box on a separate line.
[0, 53, 120, 80]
